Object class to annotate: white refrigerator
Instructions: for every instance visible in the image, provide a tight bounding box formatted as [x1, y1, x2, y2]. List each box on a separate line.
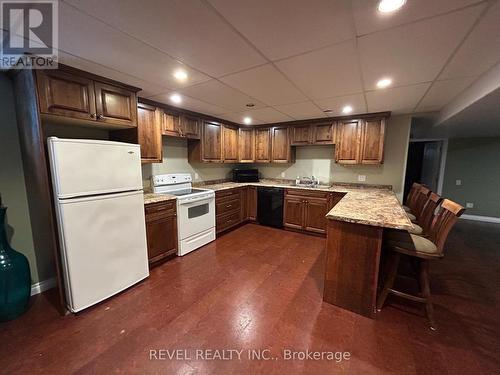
[47, 137, 149, 313]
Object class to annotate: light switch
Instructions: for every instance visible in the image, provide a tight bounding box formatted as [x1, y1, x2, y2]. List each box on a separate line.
[358, 175, 366, 182]
[456, 179, 462, 186]
[466, 202, 474, 208]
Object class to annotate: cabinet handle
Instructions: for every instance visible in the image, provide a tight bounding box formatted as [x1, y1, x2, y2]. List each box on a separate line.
[226, 204, 232, 208]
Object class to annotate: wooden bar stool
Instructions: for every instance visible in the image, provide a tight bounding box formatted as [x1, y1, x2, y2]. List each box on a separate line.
[396, 191, 442, 235]
[377, 199, 465, 330]
[406, 186, 430, 222]
[403, 182, 422, 213]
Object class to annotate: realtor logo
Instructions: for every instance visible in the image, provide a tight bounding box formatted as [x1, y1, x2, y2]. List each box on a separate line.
[1, 0, 58, 69]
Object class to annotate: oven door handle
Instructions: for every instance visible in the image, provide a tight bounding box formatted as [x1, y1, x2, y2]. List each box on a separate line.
[179, 196, 214, 206]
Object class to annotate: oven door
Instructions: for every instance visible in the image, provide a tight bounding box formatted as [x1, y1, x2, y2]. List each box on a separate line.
[177, 196, 215, 240]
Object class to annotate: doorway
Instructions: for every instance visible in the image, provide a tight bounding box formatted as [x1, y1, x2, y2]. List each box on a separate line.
[403, 139, 447, 201]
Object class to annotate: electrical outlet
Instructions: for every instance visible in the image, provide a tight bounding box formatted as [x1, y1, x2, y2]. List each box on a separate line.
[456, 179, 462, 186]
[281, 172, 285, 178]
[466, 202, 474, 208]
[194, 173, 199, 180]
[358, 175, 366, 182]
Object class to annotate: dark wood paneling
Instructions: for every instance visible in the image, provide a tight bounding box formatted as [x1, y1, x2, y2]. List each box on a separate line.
[323, 220, 383, 318]
[247, 186, 257, 221]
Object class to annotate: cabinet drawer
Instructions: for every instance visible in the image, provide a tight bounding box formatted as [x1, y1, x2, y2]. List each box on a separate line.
[216, 210, 241, 233]
[215, 188, 241, 201]
[285, 189, 330, 200]
[145, 200, 176, 217]
[216, 198, 241, 216]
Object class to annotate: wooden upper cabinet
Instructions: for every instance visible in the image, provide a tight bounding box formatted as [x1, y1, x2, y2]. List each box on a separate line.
[255, 128, 271, 163]
[201, 121, 222, 162]
[271, 126, 291, 163]
[180, 115, 200, 139]
[238, 127, 255, 163]
[312, 123, 334, 144]
[291, 125, 311, 145]
[161, 111, 181, 137]
[36, 68, 139, 128]
[222, 124, 239, 162]
[36, 70, 96, 120]
[94, 82, 137, 127]
[335, 119, 362, 164]
[359, 118, 385, 164]
[137, 103, 162, 163]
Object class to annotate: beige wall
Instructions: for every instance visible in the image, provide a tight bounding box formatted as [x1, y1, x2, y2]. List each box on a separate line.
[0, 74, 41, 283]
[442, 137, 500, 218]
[141, 137, 234, 187]
[256, 115, 412, 200]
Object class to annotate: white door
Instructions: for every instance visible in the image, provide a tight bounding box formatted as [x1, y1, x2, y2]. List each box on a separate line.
[48, 137, 143, 198]
[56, 190, 149, 312]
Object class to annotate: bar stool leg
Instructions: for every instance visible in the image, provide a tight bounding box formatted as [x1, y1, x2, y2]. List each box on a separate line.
[419, 260, 437, 330]
[377, 252, 400, 311]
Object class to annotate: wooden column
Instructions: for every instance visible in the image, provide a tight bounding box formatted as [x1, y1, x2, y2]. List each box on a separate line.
[323, 219, 383, 318]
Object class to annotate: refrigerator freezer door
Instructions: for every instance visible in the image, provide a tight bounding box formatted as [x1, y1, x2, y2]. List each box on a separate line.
[56, 190, 149, 312]
[48, 137, 143, 199]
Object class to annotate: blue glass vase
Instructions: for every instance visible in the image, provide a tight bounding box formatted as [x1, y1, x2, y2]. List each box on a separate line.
[0, 206, 31, 321]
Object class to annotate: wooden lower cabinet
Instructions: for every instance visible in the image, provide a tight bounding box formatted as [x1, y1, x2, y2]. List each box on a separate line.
[247, 186, 257, 221]
[144, 200, 177, 264]
[284, 189, 344, 234]
[215, 188, 243, 234]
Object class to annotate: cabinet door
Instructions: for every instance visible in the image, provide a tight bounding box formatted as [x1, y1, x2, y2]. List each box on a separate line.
[360, 118, 385, 164]
[162, 111, 181, 137]
[283, 195, 305, 230]
[181, 115, 200, 139]
[222, 124, 239, 162]
[36, 70, 96, 120]
[145, 213, 177, 264]
[291, 125, 311, 145]
[202, 121, 223, 162]
[312, 123, 334, 144]
[304, 197, 329, 234]
[247, 186, 257, 221]
[238, 127, 255, 163]
[271, 126, 290, 163]
[255, 128, 271, 163]
[335, 119, 361, 164]
[94, 82, 137, 127]
[137, 104, 162, 163]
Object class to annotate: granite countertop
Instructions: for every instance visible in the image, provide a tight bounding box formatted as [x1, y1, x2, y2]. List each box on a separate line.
[143, 193, 177, 205]
[199, 180, 413, 230]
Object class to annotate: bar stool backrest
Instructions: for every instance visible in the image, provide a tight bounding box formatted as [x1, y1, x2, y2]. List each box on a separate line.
[428, 199, 466, 255]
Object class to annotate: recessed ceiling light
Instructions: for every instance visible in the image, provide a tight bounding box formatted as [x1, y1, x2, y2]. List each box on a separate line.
[243, 117, 252, 125]
[378, 0, 406, 13]
[376, 78, 393, 89]
[170, 93, 182, 104]
[342, 105, 353, 114]
[173, 69, 188, 81]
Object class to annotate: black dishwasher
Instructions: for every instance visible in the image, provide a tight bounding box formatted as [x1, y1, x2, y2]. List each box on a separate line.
[257, 187, 284, 228]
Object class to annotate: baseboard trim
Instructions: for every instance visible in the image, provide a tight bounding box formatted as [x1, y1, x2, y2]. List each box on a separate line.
[31, 277, 57, 296]
[461, 214, 500, 224]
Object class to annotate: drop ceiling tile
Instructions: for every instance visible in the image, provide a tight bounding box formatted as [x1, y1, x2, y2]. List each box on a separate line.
[179, 80, 265, 112]
[416, 77, 476, 111]
[273, 101, 326, 120]
[58, 52, 168, 97]
[218, 112, 264, 125]
[440, 2, 500, 79]
[313, 94, 367, 117]
[275, 40, 364, 99]
[220, 64, 307, 106]
[207, 0, 355, 60]
[147, 92, 228, 116]
[366, 83, 430, 114]
[352, 0, 480, 36]
[58, 2, 211, 91]
[358, 5, 484, 90]
[246, 107, 294, 123]
[64, 0, 266, 77]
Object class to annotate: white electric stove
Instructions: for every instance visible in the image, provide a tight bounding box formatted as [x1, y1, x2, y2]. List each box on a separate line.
[151, 173, 215, 256]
